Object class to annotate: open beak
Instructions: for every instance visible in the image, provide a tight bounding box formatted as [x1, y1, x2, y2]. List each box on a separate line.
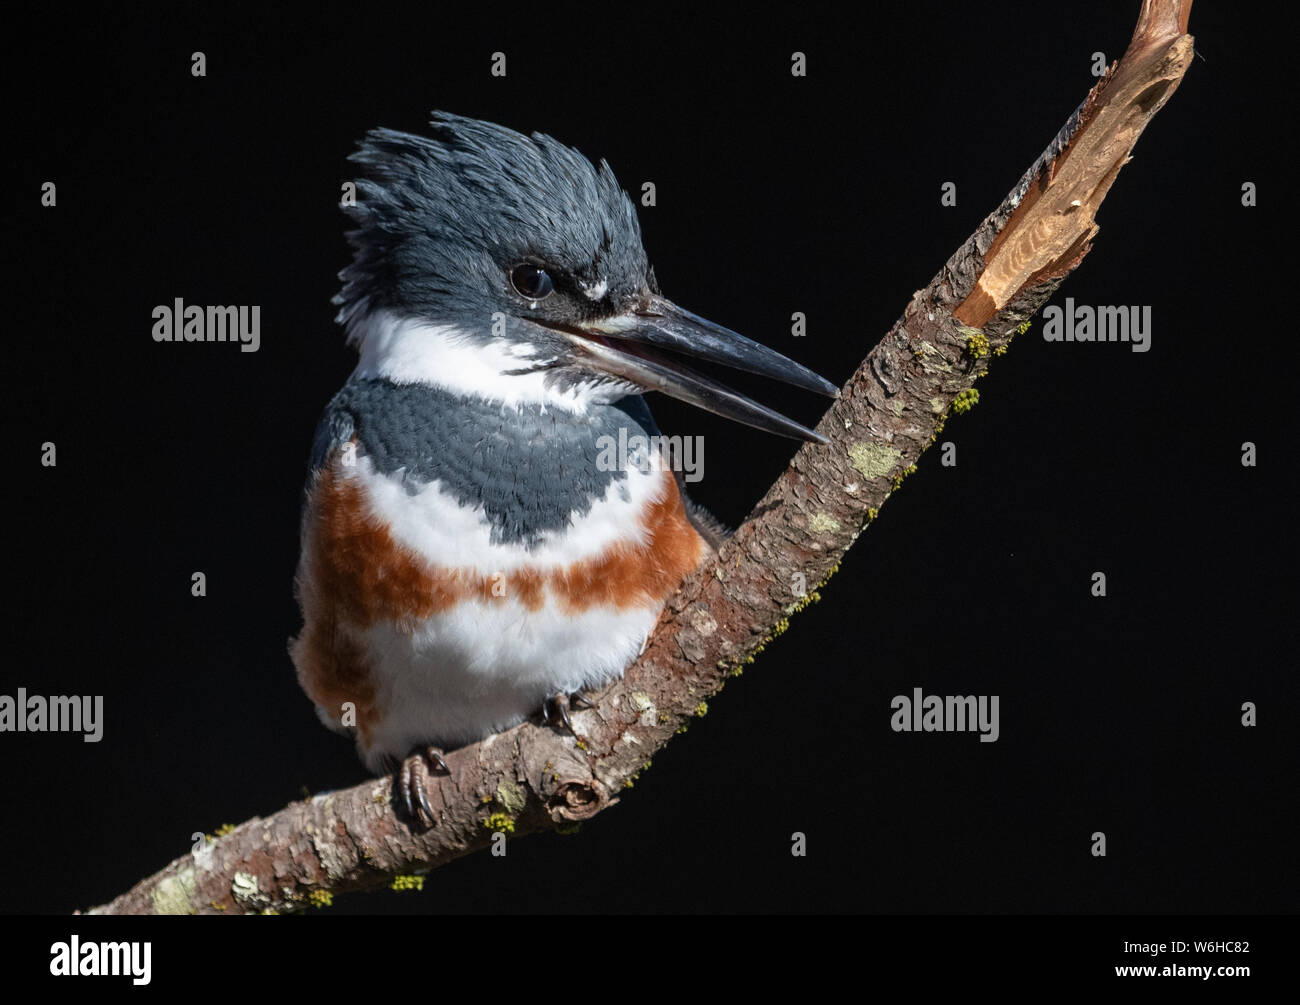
[553, 295, 837, 443]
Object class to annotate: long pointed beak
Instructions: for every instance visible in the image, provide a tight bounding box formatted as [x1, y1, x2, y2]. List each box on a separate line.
[556, 295, 837, 442]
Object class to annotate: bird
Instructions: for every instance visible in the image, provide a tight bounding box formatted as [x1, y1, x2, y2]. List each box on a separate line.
[291, 112, 836, 824]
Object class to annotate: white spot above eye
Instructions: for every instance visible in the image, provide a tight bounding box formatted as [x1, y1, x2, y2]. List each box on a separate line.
[580, 278, 608, 301]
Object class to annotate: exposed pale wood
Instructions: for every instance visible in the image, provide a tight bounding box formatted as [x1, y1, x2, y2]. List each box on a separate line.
[955, 0, 1194, 326]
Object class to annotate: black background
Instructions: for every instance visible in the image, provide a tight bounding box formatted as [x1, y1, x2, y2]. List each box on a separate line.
[6, 2, 1294, 917]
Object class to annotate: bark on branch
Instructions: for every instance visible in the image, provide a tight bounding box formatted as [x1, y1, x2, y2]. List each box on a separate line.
[87, 0, 1194, 915]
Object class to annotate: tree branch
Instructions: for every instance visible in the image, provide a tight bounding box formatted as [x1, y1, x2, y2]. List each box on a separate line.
[87, 0, 1194, 914]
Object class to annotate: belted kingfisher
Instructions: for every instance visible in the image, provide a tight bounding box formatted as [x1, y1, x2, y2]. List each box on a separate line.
[291, 112, 835, 823]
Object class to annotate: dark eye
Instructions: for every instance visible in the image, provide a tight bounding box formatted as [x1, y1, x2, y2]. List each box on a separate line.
[510, 263, 554, 301]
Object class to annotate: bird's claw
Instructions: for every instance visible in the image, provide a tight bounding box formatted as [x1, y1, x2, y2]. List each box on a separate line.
[541, 691, 593, 735]
[396, 745, 448, 827]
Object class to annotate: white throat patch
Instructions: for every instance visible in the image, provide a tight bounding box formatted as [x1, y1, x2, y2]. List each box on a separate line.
[349, 309, 614, 414]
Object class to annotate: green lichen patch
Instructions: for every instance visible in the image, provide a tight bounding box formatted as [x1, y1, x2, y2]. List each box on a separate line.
[809, 512, 841, 534]
[231, 872, 260, 905]
[151, 868, 197, 916]
[849, 442, 901, 480]
[496, 780, 527, 815]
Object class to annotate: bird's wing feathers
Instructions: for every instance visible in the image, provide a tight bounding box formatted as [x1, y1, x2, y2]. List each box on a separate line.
[309, 404, 356, 475]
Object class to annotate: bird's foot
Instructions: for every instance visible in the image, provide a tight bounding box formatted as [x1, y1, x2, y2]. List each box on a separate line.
[540, 691, 594, 735]
[396, 745, 449, 827]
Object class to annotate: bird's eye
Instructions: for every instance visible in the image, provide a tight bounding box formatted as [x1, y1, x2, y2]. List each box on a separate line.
[510, 263, 554, 301]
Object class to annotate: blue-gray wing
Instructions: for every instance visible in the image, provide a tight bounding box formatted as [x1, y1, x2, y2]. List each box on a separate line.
[308, 404, 356, 475]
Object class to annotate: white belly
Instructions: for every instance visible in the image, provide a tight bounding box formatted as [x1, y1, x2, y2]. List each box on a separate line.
[356, 599, 656, 771]
[346, 453, 667, 770]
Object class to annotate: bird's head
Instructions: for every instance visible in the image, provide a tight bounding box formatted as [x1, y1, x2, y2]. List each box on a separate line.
[335, 112, 835, 440]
